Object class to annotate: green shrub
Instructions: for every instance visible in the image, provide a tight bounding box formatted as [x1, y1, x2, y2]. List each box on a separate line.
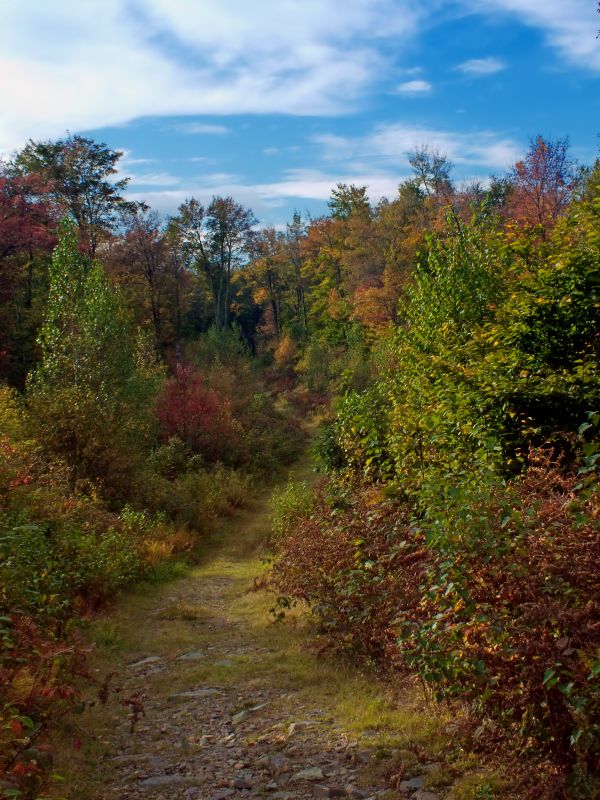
[270, 480, 315, 540]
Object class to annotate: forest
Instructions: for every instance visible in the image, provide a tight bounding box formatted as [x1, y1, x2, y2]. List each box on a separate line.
[0, 131, 598, 799]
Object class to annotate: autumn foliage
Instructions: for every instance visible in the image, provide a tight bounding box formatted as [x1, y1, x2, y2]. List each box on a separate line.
[156, 364, 235, 462]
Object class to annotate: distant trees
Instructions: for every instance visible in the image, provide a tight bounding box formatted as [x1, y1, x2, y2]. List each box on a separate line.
[174, 197, 257, 331]
[0, 130, 587, 393]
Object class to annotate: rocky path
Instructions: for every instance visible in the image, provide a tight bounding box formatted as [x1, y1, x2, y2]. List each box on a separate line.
[59, 460, 447, 800]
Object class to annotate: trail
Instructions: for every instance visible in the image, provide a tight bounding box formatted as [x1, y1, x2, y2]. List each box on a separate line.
[57, 453, 447, 800]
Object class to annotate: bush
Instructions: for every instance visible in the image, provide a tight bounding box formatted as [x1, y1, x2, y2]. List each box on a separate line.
[271, 453, 600, 774]
[270, 480, 315, 541]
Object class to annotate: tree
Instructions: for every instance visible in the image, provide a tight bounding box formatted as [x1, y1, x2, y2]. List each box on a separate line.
[506, 135, 577, 238]
[328, 184, 371, 220]
[14, 134, 139, 257]
[121, 210, 167, 353]
[28, 219, 153, 492]
[286, 212, 309, 338]
[249, 228, 288, 340]
[174, 196, 257, 330]
[408, 147, 453, 201]
[0, 167, 57, 385]
[155, 364, 235, 462]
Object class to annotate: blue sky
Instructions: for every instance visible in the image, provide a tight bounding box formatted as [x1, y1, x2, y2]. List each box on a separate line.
[0, 0, 598, 226]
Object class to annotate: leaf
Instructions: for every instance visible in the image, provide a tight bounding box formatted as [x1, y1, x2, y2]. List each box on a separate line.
[587, 660, 600, 680]
[542, 668, 556, 686]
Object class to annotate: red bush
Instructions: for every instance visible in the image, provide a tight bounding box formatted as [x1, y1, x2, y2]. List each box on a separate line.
[155, 364, 236, 463]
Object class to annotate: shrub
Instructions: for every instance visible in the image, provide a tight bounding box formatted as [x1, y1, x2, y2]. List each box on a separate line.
[270, 480, 315, 541]
[155, 364, 236, 463]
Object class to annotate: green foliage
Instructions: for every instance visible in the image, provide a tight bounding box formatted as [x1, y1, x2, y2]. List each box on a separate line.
[27, 218, 157, 494]
[270, 480, 314, 540]
[0, 509, 146, 621]
[273, 169, 600, 786]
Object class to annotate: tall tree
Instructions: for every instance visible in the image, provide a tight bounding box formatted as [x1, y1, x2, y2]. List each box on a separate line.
[286, 212, 309, 338]
[28, 219, 153, 492]
[120, 210, 167, 353]
[14, 134, 139, 257]
[408, 147, 454, 201]
[0, 167, 57, 385]
[175, 196, 256, 330]
[506, 135, 577, 238]
[249, 227, 288, 340]
[328, 183, 371, 221]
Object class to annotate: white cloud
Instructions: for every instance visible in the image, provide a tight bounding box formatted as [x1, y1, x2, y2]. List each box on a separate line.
[0, 0, 425, 154]
[315, 124, 521, 170]
[455, 57, 506, 75]
[462, 0, 600, 70]
[394, 79, 432, 94]
[176, 123, 231, 135]
[256, 168, 403, 203]
[128, 172, 183, 187]
[126, 167, 405, 219]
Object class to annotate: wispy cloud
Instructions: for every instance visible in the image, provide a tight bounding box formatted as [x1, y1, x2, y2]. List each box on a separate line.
[0, 0, 425, 153]
[455, 57, 505, 75]
[126, 167, 405, 219]
[394, 79, 432, 94]
[462, 0, 600, 70]
[176, 123, 231, 135]
[314, 123, 521, 171]
[128, 171, 183, 187]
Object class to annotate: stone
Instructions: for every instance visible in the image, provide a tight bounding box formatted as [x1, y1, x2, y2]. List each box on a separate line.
[399, 776, 425, 793]
[169, 688, 221, 700]
[249, 702, 269, 712]
[287, 721, 314, 737]
[232, 711, 247, 725]
[314, 786, 347, 799]
[130, 656, 162, 669]
[234, 779, 252, 790]
[177, 651, 205, 661]
[292, 768, 325, 782]
[138, 775, 189, 788]
[211, 790, 235, 800]
[111, 754, 153, 764]
[270, 755, 291, 773]
[345, 786, 366, 800]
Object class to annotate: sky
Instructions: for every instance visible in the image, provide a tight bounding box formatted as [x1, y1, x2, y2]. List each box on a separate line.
[0, 0, 599, 226]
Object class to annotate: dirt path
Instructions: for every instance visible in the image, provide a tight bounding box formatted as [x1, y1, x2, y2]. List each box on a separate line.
[56, 455, 451, 800]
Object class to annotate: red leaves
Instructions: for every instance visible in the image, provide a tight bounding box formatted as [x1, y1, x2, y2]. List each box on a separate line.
[155, 364, 235, 462]
[506, 135, 576, 237]
[0, 173, 56, 260]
